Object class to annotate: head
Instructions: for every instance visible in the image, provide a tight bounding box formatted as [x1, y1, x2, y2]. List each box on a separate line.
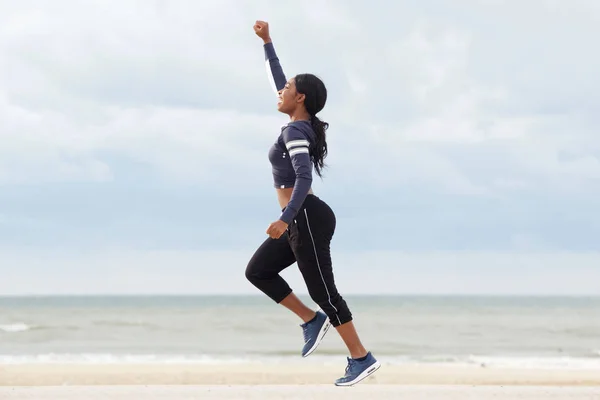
[277, 73, 326, 116]
[277, 73, 329, 177]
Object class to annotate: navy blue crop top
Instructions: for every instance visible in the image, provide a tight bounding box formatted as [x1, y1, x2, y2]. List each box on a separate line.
[264, 42, 316, 225]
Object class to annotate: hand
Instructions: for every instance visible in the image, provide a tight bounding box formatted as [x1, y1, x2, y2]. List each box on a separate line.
[253, 20, 271, 43]
[266, 220, 288, 239]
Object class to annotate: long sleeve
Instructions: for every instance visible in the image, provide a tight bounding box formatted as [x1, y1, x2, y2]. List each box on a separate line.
[264, 42, 287, 94]
[279, 126, 312, 224]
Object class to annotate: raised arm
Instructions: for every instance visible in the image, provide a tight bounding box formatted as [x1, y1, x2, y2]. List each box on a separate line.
[264, 42, 287, 94]
[254, 20, 287, 94]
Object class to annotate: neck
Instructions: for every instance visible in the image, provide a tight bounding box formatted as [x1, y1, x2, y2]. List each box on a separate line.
[289, 109, 310, 122]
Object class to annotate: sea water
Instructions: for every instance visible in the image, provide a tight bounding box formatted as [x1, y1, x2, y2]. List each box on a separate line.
[1, 295, 599, 369]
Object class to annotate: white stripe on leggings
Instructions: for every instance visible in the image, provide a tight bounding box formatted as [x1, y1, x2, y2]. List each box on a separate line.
[304, 208, 341, 326]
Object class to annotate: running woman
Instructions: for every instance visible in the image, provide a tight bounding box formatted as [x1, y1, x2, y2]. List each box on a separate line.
[245, 20, 380, 386]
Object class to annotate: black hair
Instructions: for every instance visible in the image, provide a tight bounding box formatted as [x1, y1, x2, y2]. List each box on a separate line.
[294, 73, 328, 178]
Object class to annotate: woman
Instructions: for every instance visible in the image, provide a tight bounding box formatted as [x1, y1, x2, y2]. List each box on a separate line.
[245, 20, 380, 386]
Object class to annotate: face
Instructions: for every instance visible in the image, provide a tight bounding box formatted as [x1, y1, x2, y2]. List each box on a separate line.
[277, 78, 305, 115]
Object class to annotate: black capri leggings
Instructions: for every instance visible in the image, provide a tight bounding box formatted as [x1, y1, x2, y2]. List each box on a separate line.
[245, 194, 352, 327]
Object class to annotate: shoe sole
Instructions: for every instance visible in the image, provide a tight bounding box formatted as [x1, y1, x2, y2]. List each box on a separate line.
[334, 360, 381, 387]
[302, 317, 331, 358]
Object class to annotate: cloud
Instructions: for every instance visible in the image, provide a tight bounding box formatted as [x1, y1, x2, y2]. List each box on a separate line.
[0, 98, 287, 184]
[2, 0, 598, 194]
[1, 1, 599, 296]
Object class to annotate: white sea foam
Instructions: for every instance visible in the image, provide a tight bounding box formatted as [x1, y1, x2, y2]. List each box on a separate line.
[1, 353, 599, 370]
[0, 354, 252, 365]
[0, 323, 31, 333]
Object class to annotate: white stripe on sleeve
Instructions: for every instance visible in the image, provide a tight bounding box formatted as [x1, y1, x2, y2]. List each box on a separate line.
[265, 60, 278, 95]
[289, 147, 309, 157]
[285, 140, 309, 150]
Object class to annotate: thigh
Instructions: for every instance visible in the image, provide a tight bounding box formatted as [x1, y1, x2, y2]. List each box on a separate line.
[289, 209, 336, 291]
[297, 197, 336, 244]
[289, 197, 336, 264]
[246, 232, 297, 277]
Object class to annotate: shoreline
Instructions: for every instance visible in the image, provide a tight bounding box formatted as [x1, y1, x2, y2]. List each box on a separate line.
[2, 363, 600, 386]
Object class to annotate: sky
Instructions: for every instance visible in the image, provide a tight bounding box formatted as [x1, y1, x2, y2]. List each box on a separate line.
[1, 0, 599, 296]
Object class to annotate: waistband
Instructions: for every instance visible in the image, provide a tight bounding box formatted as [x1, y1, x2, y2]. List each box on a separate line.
[281, 194, 319, 212]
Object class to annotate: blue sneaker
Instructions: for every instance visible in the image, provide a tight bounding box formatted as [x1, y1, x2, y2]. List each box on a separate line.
[334, 352, 381, 386]
[300, 310, 331, 357]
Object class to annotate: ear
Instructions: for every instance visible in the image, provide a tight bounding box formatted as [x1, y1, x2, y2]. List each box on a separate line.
[295, 93, 306, 104]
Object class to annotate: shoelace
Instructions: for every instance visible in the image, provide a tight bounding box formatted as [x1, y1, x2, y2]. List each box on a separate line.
[302, 324, 310, 343]
[344, 358, 357, 376]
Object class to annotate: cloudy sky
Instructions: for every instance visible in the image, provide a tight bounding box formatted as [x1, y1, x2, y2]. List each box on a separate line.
[1, 0, 599, 296]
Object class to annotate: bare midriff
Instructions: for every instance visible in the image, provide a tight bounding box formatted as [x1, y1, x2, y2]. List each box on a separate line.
[276, 187, 313, 212]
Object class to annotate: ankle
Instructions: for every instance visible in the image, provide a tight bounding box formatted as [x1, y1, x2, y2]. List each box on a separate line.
[352, 351, 369, 360]
[350, 347, 368, 359]
[301, 310, 317, 323]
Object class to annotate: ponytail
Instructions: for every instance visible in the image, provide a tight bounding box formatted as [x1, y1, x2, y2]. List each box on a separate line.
[310, 114, 328, 178]
[293, 73, 329, 177]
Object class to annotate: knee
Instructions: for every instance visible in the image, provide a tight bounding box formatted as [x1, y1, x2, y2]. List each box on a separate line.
[245, 258, 271, 286]
[245, 261, 259, 284]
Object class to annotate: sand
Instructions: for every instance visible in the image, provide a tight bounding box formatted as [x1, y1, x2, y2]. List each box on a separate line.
[2, 385, 600, 400]
[1, 363, 599, 399]
[2, 363, 600, 386]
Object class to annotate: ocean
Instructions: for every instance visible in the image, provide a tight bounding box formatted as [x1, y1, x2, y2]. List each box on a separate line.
[1, 295, 599, 369]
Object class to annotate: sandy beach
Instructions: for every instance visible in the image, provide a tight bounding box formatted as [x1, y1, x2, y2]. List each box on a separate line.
[2, 385, 600, 400]
[2, 363, 600, 386]
[2, 363, 600, 399]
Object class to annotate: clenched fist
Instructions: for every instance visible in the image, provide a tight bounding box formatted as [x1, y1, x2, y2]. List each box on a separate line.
[253, 20, 271, 43]
[266, 220, 288, 239]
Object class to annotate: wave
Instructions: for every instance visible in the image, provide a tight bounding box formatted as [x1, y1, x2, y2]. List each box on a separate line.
[1, 353, 600, 369]
[0, 354, 252, 365]
[0, 323, 31, 333]
[0, 322, 80, 333]
[92, 320, 161, 329]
